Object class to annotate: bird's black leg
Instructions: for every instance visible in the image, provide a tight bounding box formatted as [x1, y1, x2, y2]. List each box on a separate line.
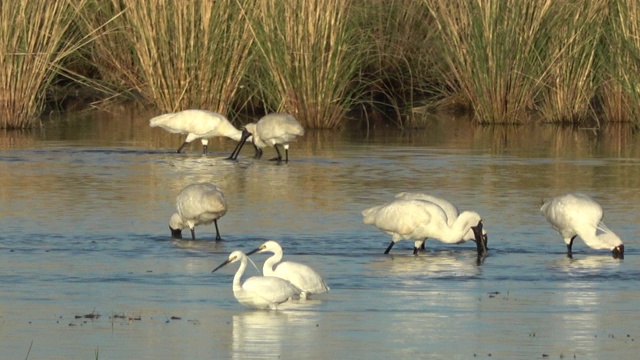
[227, 129, 252, 160]
[413, 246, 420, 255]
[214, 220, 222, 241]
[202, 145, 208, 154]
[269, 145, 284, 162]
[176, 141, 189, 153]
[190, 228, 196, 240]
[384, 241, 395, 254]
[253, 145, 263, 159]
[420, 240, 427, 250]
[285, 147, 290, 163]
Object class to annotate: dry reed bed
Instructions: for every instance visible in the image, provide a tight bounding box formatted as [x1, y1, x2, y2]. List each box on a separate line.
[2, 0, 640, 129]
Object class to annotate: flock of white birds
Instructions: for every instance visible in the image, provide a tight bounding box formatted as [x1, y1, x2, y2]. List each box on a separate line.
[150, 109, 625, 310]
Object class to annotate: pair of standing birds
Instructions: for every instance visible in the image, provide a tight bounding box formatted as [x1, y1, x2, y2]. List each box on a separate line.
[149, 109, 305, 162]
[363, 192, 624, 258]
[212, 241, 330, 310]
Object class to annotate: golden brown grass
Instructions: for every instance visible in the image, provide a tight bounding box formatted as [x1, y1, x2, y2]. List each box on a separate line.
[90, 0, 256, 115]
[0, 0, 89, 128]
[244, 0, 364, 129]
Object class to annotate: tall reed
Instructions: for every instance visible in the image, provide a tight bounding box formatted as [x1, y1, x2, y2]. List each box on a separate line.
[244, 0, 364, 129]
[0, 0, 89, 128]
[425, 0, 554, 124]
[537, 1, 605, 124]
[111, 0, 256, 114]
[352, 0, 437, 127]
[598, 0, 640, 124]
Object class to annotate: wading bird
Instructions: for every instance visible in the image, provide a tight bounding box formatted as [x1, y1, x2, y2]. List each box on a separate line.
[169, 183, 227, 241]
[212, 250, 301, 310]
[540, 193, 624, 258]
[395, 192, 488, 251]
[246, 240, 329, 299]
[149, 109, 251, 155]
[362, 199, 485, 255]
[233, 113, 304, 163]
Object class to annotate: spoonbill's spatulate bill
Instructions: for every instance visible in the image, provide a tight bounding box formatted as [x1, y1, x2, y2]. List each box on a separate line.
[169, 183, 227, 241]
[149, 109, 251, 155]
[233, 113, 305, 162]
[395, 192, 488, 251]
[212, 250, 301, 310]
[362, 199, 485, 255]
[246, 240, 329, 299]
[540, 192, 624, 258]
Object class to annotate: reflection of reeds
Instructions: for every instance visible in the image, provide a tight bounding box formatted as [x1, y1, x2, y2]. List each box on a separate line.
[246, 0, 363, 129]
[0, 0, 89, 128]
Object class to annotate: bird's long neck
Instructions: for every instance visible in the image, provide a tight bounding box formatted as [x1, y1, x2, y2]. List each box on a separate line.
[440, 212, 477, 244]
[233, 256, 247, 293]
[262, 251, 283, 276]
[577, 222, 622, 250]
[227, 128, 244, 142]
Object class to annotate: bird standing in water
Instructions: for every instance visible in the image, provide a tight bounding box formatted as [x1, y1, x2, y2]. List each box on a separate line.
[169, 183, 227, 241]
[212, 250, 301, 310]
[149, 109, 251, 155]
[233, 113, 304, 163]
[540, 192, 624, 258]
[362, 199, 485, 255]
[246, 240, 329, 299]
[395, 192, 488, 251]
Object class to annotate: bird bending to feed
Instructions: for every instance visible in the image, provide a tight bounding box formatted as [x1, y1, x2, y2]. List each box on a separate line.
[246, 240, 329, 299]
[169, 183, 227, 241]
[232, 113, 304, 163]
[212, 250, 301, 310]
[149, 109, 251, 155]
[362, 199, 485, 255]
[395, 192, 488, 251]
[540, 192, 624, 258]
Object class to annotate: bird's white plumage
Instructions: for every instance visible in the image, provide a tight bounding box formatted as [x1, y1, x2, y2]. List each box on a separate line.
[212, 250, 301, 310]
[362, 199, 484, 254]
[395, 192, 488, 243]
[149, 109, 244, 153]
[243, 113, 305, 162]
[249, 240, 329, 299]
[540, 193, 624, 255]
[169, 183, 227, 240]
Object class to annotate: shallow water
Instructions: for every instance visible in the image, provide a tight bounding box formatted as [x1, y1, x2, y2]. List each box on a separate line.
[1, 109, 640, 359]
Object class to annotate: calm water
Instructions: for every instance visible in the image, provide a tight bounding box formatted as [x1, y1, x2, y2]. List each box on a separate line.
[1, 108, 640, 359]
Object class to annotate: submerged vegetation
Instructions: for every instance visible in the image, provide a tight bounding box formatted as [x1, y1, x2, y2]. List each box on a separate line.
[2, 0, 640, 129]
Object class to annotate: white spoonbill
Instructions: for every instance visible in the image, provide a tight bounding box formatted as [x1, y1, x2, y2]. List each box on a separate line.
[362, 199, 485, 255]
[246, 240, 329, 299]
[169, 183, 227, 241]
[212, 250, 301, 310]
[149, 109, 251, 156]
[395, 192, 488, 251]
[234, 113, 304, 163]
[540, 193, 624, 258]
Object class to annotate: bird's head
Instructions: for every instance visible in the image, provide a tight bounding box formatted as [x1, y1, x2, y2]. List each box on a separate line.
[212, 251, 242, 273]
[612, 244, 624, 259]
[471, 219, 487, 255]
[169, 213, 184, 239]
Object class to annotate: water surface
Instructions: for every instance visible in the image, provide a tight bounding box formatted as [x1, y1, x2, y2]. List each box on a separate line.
[1, 109, 639, 359]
